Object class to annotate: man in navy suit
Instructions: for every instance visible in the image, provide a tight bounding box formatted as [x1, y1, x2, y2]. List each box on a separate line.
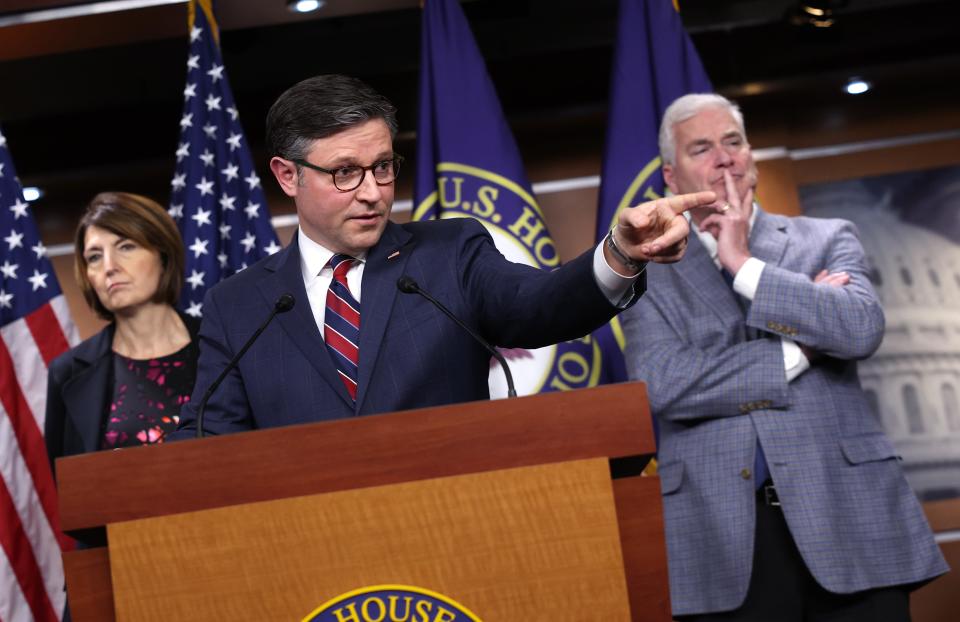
[175, 74, 714, 434]
[622, 93, 947, 621]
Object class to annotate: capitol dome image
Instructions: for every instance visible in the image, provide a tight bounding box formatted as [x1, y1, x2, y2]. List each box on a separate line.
[801, 174, 960, 501]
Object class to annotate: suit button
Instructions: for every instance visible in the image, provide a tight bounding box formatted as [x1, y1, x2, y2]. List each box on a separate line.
[741, 468, 752, 480]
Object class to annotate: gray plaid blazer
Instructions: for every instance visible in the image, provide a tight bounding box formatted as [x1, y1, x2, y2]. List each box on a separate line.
[621, 207, 947, 616]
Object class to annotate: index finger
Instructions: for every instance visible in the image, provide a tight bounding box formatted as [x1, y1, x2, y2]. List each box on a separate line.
[660, 191, 717, 215]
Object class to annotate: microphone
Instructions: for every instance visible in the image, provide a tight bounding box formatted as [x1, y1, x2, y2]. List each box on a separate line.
[195, 293, 296, 438]
[397, 276, 517, 398]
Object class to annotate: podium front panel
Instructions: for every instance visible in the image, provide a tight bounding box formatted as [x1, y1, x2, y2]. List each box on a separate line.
[107, 458, 631, 621]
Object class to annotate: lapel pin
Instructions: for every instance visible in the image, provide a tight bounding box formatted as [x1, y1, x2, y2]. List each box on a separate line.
[387, 250, 400, 260]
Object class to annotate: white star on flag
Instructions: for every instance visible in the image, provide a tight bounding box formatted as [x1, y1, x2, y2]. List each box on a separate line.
[199, 149, 216, 167]
[187, 54, 200, 70]
[171, 173, 187, 190]
[189, 237, 209, 257]
[244, 172, 261, 190]
[226, 133, 242, 151]
[195, 177, 214, 196]
[207, 64, 224, 82]
[205, 94, 221, 111]
[176, 142, 190, 162]
[240, 232, 256, 252]
[221, 163, 239, 181]
[0, 260, 18, 279]
[168, 203, 184, 219]
[186, 270, 206, 290]
[5, 229, 24, 250]
[9, 199, 29, 219]
[180, 113, 193, 129]
[191, 207, 212, 227]
[0, 289, 12, 308]
[184, 82, 197, 99]
[219, 194, 236, 210]
[264, 240, 281, 255]
[31, 241, 46, 259]
[243, 201, 260, 219]
[186, 301, 203, 317]
[27, 269, 48, 291]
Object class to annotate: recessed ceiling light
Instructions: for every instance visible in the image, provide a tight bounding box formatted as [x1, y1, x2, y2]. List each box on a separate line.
[845, 78, 871, 95]
[22, 186, 42, 202]
[288, 0, 323, 13]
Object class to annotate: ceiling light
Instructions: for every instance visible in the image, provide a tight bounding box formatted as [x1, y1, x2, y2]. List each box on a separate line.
[288, 0, 323, 13]
[22, 187, 42, 202]
[844, 78, 871, 95]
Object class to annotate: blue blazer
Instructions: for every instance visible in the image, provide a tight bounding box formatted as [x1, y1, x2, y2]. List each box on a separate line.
[621, 208, 947, 616]
[176, 217, 636, 435]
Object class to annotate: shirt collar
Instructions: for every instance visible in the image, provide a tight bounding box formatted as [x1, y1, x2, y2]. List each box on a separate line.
[298, 229, 367, 283]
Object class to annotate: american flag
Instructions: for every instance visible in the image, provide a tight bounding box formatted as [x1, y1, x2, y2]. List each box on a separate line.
[169, 0, 279, 318]
[0, 127, 78, 620]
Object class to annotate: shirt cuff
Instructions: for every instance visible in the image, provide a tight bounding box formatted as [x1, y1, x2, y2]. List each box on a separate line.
[732, 257, 765, 301]
[782, 338, 811, 382]
[593, 241, 643, 307]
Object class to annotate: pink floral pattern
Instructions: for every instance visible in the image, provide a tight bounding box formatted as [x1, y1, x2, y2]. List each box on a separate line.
[102, 344, 196, 449]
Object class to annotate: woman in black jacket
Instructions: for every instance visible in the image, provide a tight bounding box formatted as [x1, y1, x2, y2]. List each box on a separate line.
[45, 192, 200, 473]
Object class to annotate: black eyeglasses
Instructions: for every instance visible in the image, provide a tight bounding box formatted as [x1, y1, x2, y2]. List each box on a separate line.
[292, 154, 404, 192]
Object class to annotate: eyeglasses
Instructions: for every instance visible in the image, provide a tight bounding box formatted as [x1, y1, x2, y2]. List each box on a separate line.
[292, 154, 404, 192]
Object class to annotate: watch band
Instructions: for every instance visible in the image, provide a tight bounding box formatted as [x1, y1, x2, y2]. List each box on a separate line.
[605, 228, 646, 272]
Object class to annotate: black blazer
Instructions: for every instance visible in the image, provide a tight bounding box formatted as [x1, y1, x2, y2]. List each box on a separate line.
[44, 312, 201, 471]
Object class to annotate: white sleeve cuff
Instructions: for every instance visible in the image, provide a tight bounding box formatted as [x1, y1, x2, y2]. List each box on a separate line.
[732, 257, 765, 301]
[593, 241, 643, 307]
[782, 338, 811, 382]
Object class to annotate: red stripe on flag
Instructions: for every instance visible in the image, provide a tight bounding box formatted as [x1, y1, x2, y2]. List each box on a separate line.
[0, 477, 59, 622]
[0, 337, 70, 551]
[24, 304, 71, 367]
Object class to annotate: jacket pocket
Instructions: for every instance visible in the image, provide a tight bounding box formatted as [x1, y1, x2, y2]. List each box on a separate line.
[840, 433, 899, 465]
[658, 460, 684, 495]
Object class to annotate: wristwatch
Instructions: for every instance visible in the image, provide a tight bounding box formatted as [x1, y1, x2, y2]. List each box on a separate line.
[605, 228, 646, 272]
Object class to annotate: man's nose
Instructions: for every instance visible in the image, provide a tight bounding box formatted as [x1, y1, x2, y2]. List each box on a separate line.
[716, 148, 735, 167]
[354, 170, 383, 202]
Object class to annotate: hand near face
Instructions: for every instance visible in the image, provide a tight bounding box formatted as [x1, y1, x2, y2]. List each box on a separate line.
[609, 190, 717, 271]
[698, 170, 754, 274]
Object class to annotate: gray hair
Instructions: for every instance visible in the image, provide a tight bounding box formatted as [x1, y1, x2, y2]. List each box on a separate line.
[658, 93, 745, 165]
[266, 74, 398, 162]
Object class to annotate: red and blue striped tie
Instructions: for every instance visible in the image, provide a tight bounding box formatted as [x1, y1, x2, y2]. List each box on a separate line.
[324, 254, 360, 400]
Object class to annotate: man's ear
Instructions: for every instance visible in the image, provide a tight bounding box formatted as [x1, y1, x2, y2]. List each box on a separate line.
[269, 157, 299, 198]
[662, 163, 679, 195]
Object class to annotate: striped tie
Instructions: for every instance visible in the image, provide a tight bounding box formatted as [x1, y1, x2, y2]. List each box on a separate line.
[324, 254, 360, 400]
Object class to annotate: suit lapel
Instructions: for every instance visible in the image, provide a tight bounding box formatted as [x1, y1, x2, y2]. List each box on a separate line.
[355, 222, 414, 412]
[674, 232, 744, 324]
[257, 235, 355, 408]
[749, 207, 790, 267]
[61, 328, 114, 453]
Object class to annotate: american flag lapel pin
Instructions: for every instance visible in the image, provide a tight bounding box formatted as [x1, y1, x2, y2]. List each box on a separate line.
[387, 250, 400, 260]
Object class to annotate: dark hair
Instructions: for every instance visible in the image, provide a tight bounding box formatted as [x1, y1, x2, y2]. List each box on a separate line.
[265, 74, 398, 161]
[74, 192, 185, 321]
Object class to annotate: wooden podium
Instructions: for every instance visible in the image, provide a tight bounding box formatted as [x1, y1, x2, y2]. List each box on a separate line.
[56, 382, 670, 621]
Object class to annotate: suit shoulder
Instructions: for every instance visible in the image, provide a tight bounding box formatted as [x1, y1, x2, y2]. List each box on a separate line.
[788, 213, 857, 237]
[49, 323, 112, 377]
[203, 245, 287, 302]
[400, 216, 487, 240]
